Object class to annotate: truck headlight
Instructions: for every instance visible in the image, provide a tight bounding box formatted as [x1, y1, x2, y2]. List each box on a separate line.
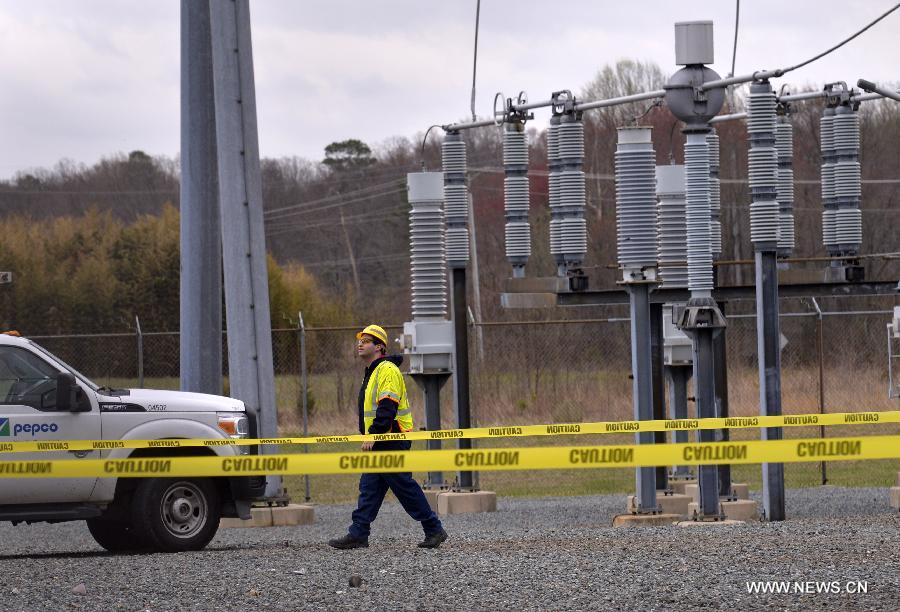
[217, 414, 250, 453]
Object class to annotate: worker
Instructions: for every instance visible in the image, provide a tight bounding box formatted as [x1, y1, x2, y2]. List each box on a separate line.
[328, 324, 448, 550]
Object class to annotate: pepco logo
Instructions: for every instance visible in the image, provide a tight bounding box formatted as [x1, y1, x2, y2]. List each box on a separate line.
[0, 418, 8, 437]
[13, 423, 59, 437]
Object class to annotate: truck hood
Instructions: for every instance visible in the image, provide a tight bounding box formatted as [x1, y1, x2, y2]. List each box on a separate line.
[98, 388, 246, 413]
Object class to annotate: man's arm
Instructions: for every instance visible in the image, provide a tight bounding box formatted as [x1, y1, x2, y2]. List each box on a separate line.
[368, 397, 398, 434]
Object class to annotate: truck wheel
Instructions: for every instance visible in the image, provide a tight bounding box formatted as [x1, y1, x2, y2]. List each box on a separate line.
[131, 478, 221, 553]
[86, 518, 147, 553]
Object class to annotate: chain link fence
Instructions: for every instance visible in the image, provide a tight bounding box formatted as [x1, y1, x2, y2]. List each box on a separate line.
[28, 308, 900, 502]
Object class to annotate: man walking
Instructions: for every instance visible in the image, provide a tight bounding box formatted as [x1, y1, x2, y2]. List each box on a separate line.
[328, 324, 448, 549]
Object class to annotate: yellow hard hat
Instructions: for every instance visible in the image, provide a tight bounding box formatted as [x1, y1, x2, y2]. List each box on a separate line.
[356, 324, 388, 345]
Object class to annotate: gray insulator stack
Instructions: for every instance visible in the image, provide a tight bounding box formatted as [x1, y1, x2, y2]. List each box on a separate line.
[547, 116, 563, 272]
[555, 114, 587, 269]
[442, 132, 469, 269]
[504, 122, 531, 276]
[747, 82, 779, 247]
[656, 164, 688, 288]
[706, 130, 722, 259]
[684, 131, 713, 293]
[615, 126, 658, 280]
[407, 172, 447, 320]
[775, 116, 795, 256]
[832, 105, 862, 255]
[820, 108, 838, 254]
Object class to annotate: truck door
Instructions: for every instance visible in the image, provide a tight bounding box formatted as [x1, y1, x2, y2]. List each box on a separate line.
[0, 345, 101, 503]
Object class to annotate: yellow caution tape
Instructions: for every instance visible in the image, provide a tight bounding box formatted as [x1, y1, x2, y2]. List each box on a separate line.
[0, 435, 897, 479]
[0, 411, 896, 454]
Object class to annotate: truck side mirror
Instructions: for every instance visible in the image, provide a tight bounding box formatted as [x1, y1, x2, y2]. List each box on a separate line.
[55, 372, 77, 412]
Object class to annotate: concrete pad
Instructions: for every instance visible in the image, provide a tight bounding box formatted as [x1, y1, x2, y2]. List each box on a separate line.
[729, 483, 750, 500]
[890, 487, 900, 511]
[685, 482, 751, 503]
[220, 504, 315, 528]
[688, 499, 759, 522]
[612, 513, 682, 528]
[220, 506, 271, 529]
[669, 479, 697, 495]
[271, 504, 315, 526]
[720, 499, 758, 521]
[684, 484, 700, 503]
[627, 493, 692, 517]
[423, 489, 445, 513]
[676, 519, 745, 528]
[437, 491, 497, 515]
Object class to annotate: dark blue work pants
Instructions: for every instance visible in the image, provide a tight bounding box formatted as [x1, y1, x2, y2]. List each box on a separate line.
[348, 441, 443, 540]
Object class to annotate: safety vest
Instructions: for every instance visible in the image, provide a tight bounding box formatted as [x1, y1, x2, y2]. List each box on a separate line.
[363, 360, 413, 433]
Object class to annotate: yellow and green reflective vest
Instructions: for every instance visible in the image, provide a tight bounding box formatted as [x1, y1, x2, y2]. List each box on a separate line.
[363, 359, 413, 433]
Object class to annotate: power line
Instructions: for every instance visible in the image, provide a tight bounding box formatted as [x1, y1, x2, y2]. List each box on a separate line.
[782, 2, 900, 74]
[264, 188, 408, 224]
[263, 177, 405, 216]
[265, 204, 408, 238]
[729, 0, 740, 77]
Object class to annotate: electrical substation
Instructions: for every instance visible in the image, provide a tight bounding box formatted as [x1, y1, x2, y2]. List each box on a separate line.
[391, 18, 900, 523]
[3, 2, 900, 608]
[174, 4, 899, 523]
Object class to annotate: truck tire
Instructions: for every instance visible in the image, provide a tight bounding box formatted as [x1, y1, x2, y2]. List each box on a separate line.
[86, 518, 147, 553]
[131, 478, 221, 553]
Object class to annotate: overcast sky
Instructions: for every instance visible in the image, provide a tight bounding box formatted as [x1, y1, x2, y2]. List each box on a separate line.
[0, 0, 897, 180]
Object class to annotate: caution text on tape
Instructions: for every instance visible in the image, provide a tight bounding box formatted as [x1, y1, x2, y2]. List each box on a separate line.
[0, 435, 897, 478]
[0, 410, 895, 453]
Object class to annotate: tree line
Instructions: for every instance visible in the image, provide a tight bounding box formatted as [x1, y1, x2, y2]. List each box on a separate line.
[1, 61, 897, 334]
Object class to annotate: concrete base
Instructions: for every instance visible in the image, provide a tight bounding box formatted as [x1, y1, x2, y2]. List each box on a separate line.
[688, 499, 759, 522]
[423, 489, 446, 513]
[684, 482, 750, 503]
[612, 513, 682, 528]
[627, 493, 692, 517]
[220, 504, 315, 529]
[890, 487, 900, 511]
[668, 479, 697, 495]
[676, 519, 745, 528]
[437, 491, 497, 515]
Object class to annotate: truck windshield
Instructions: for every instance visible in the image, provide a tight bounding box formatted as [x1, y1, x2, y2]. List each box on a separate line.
[28, 341, 100, 392]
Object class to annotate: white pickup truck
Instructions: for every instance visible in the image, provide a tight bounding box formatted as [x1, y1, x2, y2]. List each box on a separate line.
[0, 333, 265, 553]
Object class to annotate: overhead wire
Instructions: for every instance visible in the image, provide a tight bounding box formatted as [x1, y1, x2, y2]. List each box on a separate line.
[470, 0, 481, 122]
[780, 2, 900, 75]
[729, 0, 740, 78]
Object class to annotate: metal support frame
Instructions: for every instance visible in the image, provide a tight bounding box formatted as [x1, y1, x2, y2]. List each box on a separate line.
[713, 301, 732, 498]
[180, 0, 223, 396]
[298, 312, 311, 502]
[757, 250, 785, 520]
[452, 267, 475, 490]
[650, 302, 667, 490]
[679, 297, 726, 519]
[411, 373, 451, 489]
[209, 0, 280, 497]
[666, 365, 693, 479]
[135, 315, 144, 389]
[629, 283, 658, 512]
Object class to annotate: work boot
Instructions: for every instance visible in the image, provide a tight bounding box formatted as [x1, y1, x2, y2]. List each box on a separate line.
[418, 529, 448, 549]
[328, 534, 369, 550]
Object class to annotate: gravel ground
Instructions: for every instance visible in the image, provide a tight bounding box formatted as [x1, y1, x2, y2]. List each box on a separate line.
[1, 486, 897, 611]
